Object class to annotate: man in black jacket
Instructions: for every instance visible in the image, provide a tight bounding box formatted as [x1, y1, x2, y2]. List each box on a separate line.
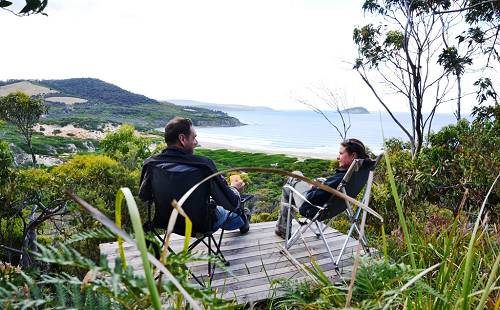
[139, 117, 251, 234]
[275, 138, 368, 238]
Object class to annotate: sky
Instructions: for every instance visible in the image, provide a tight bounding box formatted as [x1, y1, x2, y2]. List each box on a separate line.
[0, 0, 497, 112]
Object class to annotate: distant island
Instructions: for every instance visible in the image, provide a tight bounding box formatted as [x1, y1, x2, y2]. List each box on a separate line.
[0, 78, 243, 129]
[341, 106, 370, 114]
[169, 99, 274, 112]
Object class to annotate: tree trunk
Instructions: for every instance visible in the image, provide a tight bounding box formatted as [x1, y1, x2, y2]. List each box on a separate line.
[456, 75, 462, 120]
[20, 206, 38, 269]
[27, 139, 36, 167]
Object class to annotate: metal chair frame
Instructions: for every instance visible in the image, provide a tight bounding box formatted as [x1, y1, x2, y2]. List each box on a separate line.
[143, 196, 251, 286]
[282, 155, 381, 269]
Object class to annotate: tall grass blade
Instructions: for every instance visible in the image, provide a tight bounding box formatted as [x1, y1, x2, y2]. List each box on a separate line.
[114, 191, 127, 269]
[381, 224, 388, 260]
[476, 251, 500, 310]
[115, 188, 161, 310]
[68, 190, 202, 310]
[463, 173, 500, 309]
[382, 263, 441, 310]
[378, 113, 415, 268]
[383, 147, 416, 269]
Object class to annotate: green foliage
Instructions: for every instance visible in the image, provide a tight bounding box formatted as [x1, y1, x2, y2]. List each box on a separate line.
[40, 78, 158, 105]
[195, 148, 335, 214]
[0, 124, 97, 157]
[0, 139, 13, 184]
[47, 155, 136, 261]
[44, 101, 242, 131]
[438, 46, 473, 76]
[101, 124, 153, 169]
[0, 92, 48, 165]
[276, 257, 416, 309]
[52, 154, 136, 215]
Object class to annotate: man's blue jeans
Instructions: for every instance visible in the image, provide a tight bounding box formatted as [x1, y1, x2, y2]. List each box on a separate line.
[212, 206, 245, 231]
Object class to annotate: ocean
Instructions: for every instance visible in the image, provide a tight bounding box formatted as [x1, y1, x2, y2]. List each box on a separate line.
[193, 110, 461, 159]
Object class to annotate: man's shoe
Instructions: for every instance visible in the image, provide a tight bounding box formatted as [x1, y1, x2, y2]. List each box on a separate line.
[239, 208, 252, 234]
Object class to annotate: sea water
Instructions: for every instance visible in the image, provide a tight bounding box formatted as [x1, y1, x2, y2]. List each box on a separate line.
[194, 110, 461, 158]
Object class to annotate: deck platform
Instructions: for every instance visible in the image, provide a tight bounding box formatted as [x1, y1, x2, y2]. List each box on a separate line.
[99, 221, 362, 305]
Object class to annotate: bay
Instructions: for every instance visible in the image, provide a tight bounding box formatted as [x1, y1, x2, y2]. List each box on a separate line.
[194, 110, 461, 159]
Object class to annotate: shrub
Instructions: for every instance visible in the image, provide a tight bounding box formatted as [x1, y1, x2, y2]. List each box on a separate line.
[0, 139, 13, 184]
[100, 124, 153, 170]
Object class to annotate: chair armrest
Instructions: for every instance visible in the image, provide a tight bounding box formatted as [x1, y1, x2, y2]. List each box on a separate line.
[283, 184, 324, 211]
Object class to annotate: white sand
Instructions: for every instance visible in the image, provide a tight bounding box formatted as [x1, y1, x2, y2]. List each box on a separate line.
[35, 123, 119, 140]
[45, 96, 88, 105]
[0, 81, 58, 97]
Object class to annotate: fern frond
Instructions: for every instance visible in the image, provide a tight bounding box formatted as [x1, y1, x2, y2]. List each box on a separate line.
[65, 227, 115, 245]
[34, 243, 96, 269]
[40, 272, 83, 285]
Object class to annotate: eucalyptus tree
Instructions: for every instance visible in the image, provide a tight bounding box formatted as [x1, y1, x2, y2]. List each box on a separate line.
[0, 92, 48, 166]
[353, 0, 487, 157]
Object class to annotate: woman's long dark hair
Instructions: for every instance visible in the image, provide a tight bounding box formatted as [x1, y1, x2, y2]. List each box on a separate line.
[341, 138, 368, 159]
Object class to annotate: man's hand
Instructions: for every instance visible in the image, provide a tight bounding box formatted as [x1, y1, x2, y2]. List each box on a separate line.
[230, 175, 246, 193]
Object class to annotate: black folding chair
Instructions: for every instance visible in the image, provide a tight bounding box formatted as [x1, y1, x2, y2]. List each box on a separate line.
[141, 162, 250, 285]
[282, 154, 383, 269]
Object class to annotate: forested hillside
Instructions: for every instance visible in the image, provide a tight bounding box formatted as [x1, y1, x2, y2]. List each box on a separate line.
[40, 78, 158, 104]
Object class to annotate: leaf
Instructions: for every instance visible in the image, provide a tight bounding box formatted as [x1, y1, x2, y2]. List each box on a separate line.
[19, 0, 41, 14]
[0, 1, 13, 8]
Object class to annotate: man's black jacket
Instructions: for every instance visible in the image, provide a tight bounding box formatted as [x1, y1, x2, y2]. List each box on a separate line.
[139, 147, 241, 230]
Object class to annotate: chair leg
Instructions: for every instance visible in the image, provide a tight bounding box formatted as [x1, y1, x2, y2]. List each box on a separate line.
[352, 223, 371, 255]
[315, 221, 337, 268]
[335, 223, 356, 266]
[207, 236, 213, 285]
[286, 219, 308, 249]
[212, 234, 229, 266]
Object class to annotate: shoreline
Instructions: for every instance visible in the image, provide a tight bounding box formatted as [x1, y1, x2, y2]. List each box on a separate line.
[197, 140, 338, 160]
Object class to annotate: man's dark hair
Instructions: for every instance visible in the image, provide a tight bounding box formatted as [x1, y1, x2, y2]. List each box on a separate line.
[341, 138, 368, 159]
[164, 117, 193, 145]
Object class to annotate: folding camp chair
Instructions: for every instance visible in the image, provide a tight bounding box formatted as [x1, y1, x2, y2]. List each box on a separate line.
[141, 162, 249, 285]
[282, 154, 382, 269]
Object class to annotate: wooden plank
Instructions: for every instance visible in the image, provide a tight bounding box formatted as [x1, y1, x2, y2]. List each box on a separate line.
[229, 266, 354, 305]
[209, 252, 357, 289]
[219, 264, 354, 302]
[100, 225, 345, 264]
[102, 232, 359, 276]
[99, 220, 368, 305]
[188, 236, 356, 273]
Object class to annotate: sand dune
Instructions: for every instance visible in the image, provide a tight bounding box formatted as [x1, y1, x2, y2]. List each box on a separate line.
[45, 96, 87, 105]
[0, 81, 58, 97]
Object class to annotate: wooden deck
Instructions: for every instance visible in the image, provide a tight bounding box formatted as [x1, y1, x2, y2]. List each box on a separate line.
[99, 221, 362, 305]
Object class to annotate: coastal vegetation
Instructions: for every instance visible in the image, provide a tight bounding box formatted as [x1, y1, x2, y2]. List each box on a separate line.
[1, 0, 499, 308]
[1, 102, 498, 307]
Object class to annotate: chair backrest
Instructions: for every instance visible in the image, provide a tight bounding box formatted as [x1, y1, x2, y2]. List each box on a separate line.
[148, 162, 211, 234]
[320, 158, 375, 220]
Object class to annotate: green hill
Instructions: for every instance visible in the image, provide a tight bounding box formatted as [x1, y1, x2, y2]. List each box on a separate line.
[40, 78, 158, 105]
[0, 79, 243, 129]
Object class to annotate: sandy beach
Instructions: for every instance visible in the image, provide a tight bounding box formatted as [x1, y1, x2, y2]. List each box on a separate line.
[33, 123, 337, 161]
